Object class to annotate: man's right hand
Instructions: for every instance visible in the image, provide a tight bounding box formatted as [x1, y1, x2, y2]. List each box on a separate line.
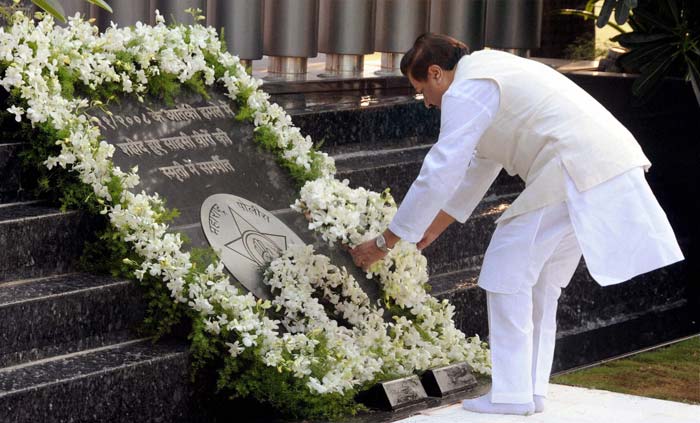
[416, 210, 455, 251]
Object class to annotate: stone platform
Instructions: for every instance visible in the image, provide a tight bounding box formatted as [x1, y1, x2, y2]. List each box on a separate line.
[0, 61, 697, 422]
[396, 384, 700, 423]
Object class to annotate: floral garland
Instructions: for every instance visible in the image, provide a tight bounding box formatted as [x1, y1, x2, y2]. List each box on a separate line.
[0, 11, 489, 411]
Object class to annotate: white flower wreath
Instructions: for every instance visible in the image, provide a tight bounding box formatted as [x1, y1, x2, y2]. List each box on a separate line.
[0, 11, 490, 397]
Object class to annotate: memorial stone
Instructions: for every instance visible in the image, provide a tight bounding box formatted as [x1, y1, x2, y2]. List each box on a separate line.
[357, 375, 429, 411]
[89, 88, 381, 301]
[420, 362, 477, 397]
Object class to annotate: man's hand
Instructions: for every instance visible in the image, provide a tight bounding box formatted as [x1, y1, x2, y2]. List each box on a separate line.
[416, 210, 456, 251]
[417, 230, 439, 250]
[349, 230, 400, 271]
[349, 239, 386, 272]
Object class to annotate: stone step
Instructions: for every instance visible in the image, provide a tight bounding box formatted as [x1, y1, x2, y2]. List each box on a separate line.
[0, 141, 26, 204]
[0, 273, 145, 368]
[0, 338, 195, 423]
[281, 90, 441, 150]
[429, 258, 695, 372]
[0, 203, 97, 283]
[423, 197, 514, 275]
[332, 142, 525, 202]
[331, 143, 523, 274]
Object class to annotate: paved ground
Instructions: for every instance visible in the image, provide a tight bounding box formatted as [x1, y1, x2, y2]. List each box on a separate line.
[397, 384, 700, 423]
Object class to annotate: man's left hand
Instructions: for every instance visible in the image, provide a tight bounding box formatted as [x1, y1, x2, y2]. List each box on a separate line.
[350, 239, 387, 272]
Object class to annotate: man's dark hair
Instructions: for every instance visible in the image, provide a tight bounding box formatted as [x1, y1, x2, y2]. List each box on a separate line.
[400, 33, 470, 81]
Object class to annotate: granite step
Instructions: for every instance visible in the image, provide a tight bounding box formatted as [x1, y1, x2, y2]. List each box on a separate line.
[0, 203, 97, 283]
[0, 273, 145, 368]
[423, 197, 514, 276]
[428, 257, 694, 372]
[330, 143, 523, 275]
[282, 90, 441, 150]
[0, 338, 195, 423]
[0, 141, 26, 204]
[429, 269, 487, 341]
[331, 141, 525, 202]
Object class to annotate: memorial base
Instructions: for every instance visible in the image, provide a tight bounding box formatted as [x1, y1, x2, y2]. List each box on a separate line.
[421, 362, 478, 397]
[357, 375, 428, 411]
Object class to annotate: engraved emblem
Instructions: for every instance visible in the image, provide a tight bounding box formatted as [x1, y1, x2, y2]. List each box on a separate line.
[201, 194, 304, 299]
[224, 205, 288, 267]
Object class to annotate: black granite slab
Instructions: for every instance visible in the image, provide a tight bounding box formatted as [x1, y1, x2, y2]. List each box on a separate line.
[421, 362, 478, 397]
[357, 375, 429, 411]
[0, 142, 25, 204]
[332, 142, 524, 202]
[281, 92, 441, 150]
[0, 273, 144, 367]
[88, 87, 392, 303]
[421, 198, 514, 276]
[429, 257, 695, 372]
[552, 302, 698, 373]
[89, 91, 298, 227]
[0, 204, 97, 283]
[0, 339, 194, 423]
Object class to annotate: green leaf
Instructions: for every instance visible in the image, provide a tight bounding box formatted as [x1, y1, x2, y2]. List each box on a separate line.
[615, 0, 630, 25]
[612, 32, 675, 48]
[624, 0, 638, 8]
[597, 0, 615, 28]
[632, 9, 674, 32]
[31, 0, 66, 23]
[87, 0, 113, 13]
[558, 9, 627, 33]
[685, 55, 700, 108]
[585, 0, 600, 14]
[632, 51, 678, 99]
[618, 43, 675, 73]
[664, 0, 680, 26]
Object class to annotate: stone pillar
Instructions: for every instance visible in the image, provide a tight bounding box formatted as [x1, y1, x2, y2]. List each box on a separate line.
[155, 0, 207, 25]
[318, 0, 375, 76]
[216, 0, 264, 69]
[485, 0, 543, 57]
[430, 0, 486, 51]
[97, 0, 151, 29]
[374, 0, 429, 74]
[263, 0, 319, 76]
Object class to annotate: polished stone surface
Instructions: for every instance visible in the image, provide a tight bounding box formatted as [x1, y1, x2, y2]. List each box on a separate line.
[429, 261, 697, 374]
[359, 375, 430, 411]
[88, 91, 298, 227]
[200, 194, 305, 299]
[0, 204, 96, 283]
[0, 66, 695, 421]
[280, 90, 440, 150]
[0, 273, 144, 367]
[421, 363, 478, 397]
[397, 383, 700, 423]
[0, 339, 193, 423]
[0, 142, 25, 204]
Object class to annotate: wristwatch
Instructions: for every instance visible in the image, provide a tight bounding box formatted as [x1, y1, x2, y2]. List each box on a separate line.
[375, 233, 392, 253]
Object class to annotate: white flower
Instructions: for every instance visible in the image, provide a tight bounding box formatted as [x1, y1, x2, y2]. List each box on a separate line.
[226, 341, 244, 357]
[7, 105, 24, 122]
[0, 13, 491, 400]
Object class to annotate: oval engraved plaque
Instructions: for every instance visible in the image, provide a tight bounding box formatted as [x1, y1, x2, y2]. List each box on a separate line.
[201, 194, 305, 299]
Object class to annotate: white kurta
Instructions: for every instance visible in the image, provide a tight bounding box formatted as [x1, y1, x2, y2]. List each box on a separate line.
[388, 78, 684, 288]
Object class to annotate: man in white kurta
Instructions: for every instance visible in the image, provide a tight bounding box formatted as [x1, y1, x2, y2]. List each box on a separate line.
[350, 34, 684, 416]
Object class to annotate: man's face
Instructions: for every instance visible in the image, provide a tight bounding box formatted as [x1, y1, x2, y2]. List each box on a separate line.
[408, 65, 449, 109]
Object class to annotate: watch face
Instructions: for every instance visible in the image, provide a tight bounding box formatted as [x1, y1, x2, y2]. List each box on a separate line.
[375, 235, 387, 251]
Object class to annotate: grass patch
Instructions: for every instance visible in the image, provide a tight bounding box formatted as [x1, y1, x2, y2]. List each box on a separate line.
[552, 336, 700, 404]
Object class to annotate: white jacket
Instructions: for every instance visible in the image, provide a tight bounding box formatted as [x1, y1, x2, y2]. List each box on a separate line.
[454, 50, 651, 222]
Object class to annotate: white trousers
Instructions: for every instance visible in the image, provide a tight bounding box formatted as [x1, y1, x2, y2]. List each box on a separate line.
[481, 201, 582, 404]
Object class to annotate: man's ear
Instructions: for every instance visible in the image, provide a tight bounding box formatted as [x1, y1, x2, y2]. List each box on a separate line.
[428, 64, 442, 81]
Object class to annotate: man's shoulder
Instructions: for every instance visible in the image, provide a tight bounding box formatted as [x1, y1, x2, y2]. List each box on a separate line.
[446, 77, 499, 101]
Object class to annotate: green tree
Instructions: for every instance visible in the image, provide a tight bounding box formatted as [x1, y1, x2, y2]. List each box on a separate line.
[30, 0, 111, 22]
